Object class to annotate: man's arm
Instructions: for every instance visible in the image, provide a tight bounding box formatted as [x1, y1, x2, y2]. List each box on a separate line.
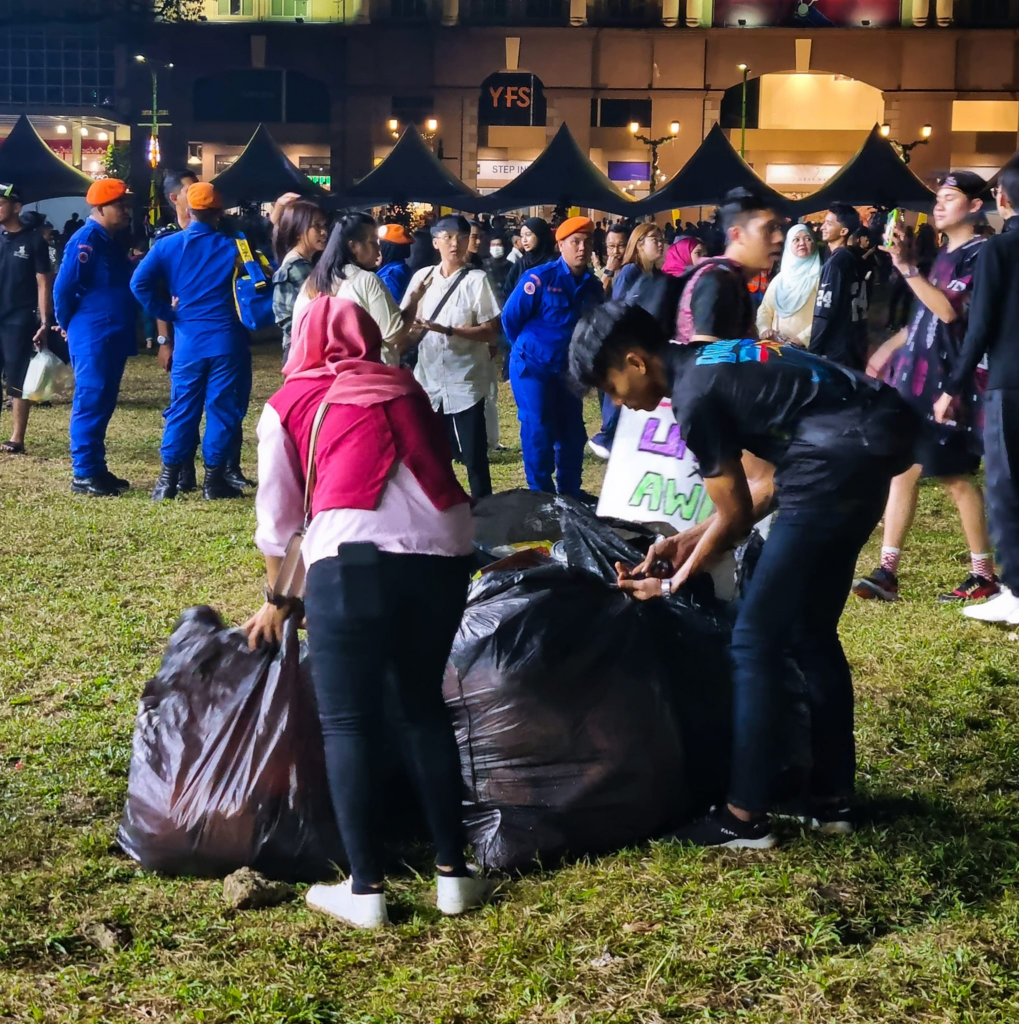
[129, 245, 176, 323]
[945, 241, 1002, 397]
[53, 233, 98, 329]
[501, 272, 541, 344]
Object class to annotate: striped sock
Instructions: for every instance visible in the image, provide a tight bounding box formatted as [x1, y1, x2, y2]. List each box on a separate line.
[971, 553, 995, 580]
[880, 547, 901, 575]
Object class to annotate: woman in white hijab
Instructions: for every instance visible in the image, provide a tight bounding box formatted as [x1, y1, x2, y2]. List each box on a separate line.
[756, 224, 821, 347]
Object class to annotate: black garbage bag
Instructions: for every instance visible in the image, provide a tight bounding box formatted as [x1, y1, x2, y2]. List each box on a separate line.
[445, 497, 741, 870]
[116, 607, 343, 882]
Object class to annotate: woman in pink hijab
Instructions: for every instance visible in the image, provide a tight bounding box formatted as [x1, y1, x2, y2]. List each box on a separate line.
[244, 295, 492, 930]
[662, 235, 708, 278]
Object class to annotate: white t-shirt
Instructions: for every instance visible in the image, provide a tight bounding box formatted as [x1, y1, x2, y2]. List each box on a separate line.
[408, 264, 502, 416]
[291, 265, 404, 366]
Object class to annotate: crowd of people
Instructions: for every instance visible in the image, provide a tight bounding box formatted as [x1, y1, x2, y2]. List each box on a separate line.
[1, 156, 1017, 928]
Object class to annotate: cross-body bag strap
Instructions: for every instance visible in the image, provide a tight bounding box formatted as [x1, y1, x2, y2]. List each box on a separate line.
[302, 400, 331, 527]
[424, 267, 471, 325]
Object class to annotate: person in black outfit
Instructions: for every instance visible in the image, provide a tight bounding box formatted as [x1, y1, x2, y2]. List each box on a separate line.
[61, 211, 81, 242]
[501, 217, 556, 301]
[0, 185, 54, 453]
[935, 157, 1019, 624]
[811, 203, 868, 369]
[569, 301, 918, 849]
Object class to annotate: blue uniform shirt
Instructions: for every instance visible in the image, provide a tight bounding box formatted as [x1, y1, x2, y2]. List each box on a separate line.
[131, 220, 248, 362]
[377, 260, 412, 304]
[501, 257, 603, 372]
[53, 218, 136, 356]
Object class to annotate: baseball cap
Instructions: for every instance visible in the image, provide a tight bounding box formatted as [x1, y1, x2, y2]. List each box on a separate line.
[187, 182, 224, 210]
[86, 178, 130, 206]
[0, 183, 21, 203]
[939, 171, 987, 200]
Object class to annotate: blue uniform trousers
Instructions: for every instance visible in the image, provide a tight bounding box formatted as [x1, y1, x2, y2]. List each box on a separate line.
[69, 344, 129, 478]
[509, 350, 586, 496]
[161, 351, 248, 467]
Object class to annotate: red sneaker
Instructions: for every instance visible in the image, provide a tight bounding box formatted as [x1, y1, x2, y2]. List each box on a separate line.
[938, 574, 1001, 603]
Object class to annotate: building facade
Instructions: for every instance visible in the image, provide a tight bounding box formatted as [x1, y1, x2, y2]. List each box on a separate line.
[1, 0, 1018, 209]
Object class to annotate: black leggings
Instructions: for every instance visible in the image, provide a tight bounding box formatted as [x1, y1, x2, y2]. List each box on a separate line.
[304, 549, 471, 887]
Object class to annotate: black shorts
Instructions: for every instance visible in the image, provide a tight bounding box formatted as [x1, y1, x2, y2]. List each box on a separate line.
[914, 420, 981, 479]
[0, 319, 35, 399]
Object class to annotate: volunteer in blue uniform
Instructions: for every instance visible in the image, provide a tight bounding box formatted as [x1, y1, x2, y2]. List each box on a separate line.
[131, 182, 250, 501]
[502, 216, 602, 496]
[53, 178, 136, 497]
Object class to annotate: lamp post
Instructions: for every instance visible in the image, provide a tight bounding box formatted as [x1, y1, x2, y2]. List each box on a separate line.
[628, 119, 680, 194]
[880, 122, 933, 165]
[135, 55, 173, 230]
[737, 63, 750, 159]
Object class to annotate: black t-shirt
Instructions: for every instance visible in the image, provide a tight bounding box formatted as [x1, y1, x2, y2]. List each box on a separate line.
[810, 246, 868, 370]
[668, 339, 914, 508]
[0, 227, 51, 324]
[689, 261, 756, 340]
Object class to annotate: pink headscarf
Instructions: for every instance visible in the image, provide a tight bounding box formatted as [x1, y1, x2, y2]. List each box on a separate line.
[283, 295, 418, 408]
[663, 236, 700, 278]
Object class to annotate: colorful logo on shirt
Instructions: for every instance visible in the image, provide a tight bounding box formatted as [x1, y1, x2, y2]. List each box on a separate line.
[523, 281, 536, 295]
[693, 339, 785, 365]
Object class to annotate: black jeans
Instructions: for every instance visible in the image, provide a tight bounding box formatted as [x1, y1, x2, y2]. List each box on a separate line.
[304, 550, 471, 886]
[441, 399, 492, 500]
[728, 487, 890, 814]
[984, 388, 1019, 591]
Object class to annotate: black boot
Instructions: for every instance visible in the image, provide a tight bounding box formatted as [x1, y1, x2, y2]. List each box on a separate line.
[224, 463, 256, 491]
[178, 457, 197, 493]
[101, 469, 130, 493]
[151, 463, 181, 501]
[71, 475, 120, 497]
[203, 464, 243, 500]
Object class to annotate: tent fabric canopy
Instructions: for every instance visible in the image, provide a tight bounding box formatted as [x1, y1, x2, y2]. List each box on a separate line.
[634, 124, 791, 216]
[480, 123, 637, 216]
[0, 114, 93, 203]
[211, 123, 326, 206]
[330, 125, 487, 213]
[790, 125, 935, 216]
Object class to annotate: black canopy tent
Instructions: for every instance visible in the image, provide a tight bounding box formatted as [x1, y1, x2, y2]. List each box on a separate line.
[211, 123, 326, 206]
[329, 125, 488, 213]
[790, 125, 935, 216]
[0, 114, 93, 203]
[633, 124, 791, 216]
[480, 123, 637, 217]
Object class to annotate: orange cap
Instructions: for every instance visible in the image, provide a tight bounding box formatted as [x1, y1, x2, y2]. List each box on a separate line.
[86, 178, 130, 206]
[378, 223, 412, 245]
[187, 182, 224, 210]
[555, 216, 594, 242]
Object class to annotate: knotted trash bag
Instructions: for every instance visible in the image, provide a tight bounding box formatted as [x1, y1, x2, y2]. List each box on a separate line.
[117, 607, 343, 882]
[445, 495, 739, 870]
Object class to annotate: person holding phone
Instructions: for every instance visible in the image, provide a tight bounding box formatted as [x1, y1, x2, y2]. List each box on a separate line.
[244, 295, 493, 929]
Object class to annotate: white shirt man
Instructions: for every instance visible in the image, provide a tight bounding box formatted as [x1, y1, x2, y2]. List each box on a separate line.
[407, 215, 502, 499]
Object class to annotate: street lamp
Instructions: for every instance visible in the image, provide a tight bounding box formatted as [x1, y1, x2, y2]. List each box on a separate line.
[881, 123, 934, 164]
[135, 55, 174, 229]
[629, 119, 681, 194]
[425, 117, 439, 135]
[386, 117, 399, 138]
[737, 63, 750, 159]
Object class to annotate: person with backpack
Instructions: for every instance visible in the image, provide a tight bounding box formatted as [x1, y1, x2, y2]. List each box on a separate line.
[131, 183, 254, 501]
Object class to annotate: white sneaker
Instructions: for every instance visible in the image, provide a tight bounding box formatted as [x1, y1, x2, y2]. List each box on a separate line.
[587, 439, 611, 460]
[305, 878, 389, 929]
[963, 586, 1019, 622]
[436, 871, 496, 916]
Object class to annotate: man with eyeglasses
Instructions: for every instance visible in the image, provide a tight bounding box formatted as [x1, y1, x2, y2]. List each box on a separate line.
[406, 215, 502, 499]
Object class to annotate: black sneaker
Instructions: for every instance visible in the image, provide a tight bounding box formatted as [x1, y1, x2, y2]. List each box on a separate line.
[852, 567, 899, 602]
[807, 806, 854, 836]
[938, 573, 1001, 603]
[666, 806, 777, 850]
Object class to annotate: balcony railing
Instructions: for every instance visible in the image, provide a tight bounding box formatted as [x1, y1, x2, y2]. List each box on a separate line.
[374, 0, 440, 21]
[459, 0, 570, 26]
[586, 0, 662, 24]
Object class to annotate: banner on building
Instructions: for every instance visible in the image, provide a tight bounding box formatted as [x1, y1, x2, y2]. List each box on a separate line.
[478, 72, 547, 127]
[713, 0, 900, 28]
[477, 159, 534, 180]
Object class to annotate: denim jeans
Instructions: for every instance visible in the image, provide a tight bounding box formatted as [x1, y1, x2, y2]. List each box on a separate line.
[727, 487, 890, 813]
[304, 550, 471, 886]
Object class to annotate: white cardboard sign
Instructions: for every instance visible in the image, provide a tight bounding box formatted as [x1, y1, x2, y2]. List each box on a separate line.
[596, 401, 714, 533]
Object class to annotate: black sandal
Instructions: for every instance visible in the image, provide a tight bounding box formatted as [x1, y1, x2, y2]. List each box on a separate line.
[0, 441, 25, 454]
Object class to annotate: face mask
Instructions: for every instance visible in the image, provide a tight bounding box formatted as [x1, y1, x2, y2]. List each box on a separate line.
[490, 246, 505, 258]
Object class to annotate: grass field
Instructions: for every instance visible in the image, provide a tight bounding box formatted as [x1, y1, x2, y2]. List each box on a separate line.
[2, 344, 1019, 1023]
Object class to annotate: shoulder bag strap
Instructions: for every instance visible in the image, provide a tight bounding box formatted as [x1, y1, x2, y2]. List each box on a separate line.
[234, 232, 270, 291]
[303, 401, 331, 526]
[425, 266, 471, 323]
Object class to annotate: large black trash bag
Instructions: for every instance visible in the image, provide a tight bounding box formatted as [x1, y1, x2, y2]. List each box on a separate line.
[117, 607, 343, 882]
[445, 499, 736, 870]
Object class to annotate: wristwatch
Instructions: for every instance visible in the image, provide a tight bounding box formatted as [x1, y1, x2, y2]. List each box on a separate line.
[157, 335, 170, 346]
[660, 578, 673, 597]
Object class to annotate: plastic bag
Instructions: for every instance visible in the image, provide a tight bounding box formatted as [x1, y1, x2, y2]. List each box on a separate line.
[117, 607, 343, 882]
[444, 497, 738, 870]
[21, 348, 73, 403]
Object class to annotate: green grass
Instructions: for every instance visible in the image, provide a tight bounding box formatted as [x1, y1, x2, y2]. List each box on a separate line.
[2, 344, 1019, 1023]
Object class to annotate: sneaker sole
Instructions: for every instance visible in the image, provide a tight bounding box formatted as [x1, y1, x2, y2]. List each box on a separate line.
[811, 820, 854, 836]
[852, 579, 898, 602]
[719, 834, 779, 850]
[305, 893, 389, 929]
